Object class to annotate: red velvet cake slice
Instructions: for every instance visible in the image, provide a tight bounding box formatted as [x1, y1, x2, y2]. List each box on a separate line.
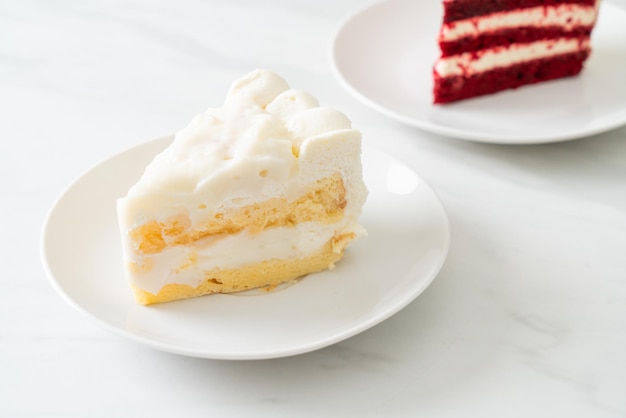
[433, 0, 601, 104]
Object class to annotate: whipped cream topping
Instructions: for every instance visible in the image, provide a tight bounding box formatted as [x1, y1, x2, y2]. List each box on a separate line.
[440, 3, 600, 42]
[118, 69, 367, 227]
[435, 37, 591, 77]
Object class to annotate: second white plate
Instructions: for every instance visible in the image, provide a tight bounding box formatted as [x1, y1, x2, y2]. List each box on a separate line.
[41, 137, 450, 360]
[330, 0, 626, 143]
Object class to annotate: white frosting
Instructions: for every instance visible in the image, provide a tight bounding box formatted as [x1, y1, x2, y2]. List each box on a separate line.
[434, 37, 590, 77]
[118, 70, 365, 226]
[117, 69, 368, 292]
[440, 3, 600, 42]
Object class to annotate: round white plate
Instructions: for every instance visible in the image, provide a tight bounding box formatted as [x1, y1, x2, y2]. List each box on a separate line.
[41, 137, 450, 360]
[330, 0, 626, 143]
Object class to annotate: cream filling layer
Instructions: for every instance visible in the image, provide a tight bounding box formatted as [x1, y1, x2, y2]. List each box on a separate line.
[434, 37, 590, 78]
[129, 220, 364, 294]
[440, 3, 599, 42]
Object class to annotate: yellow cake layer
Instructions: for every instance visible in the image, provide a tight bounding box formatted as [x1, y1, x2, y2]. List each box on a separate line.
[132, 233, 354, 305]
[130, 174, 346, 255]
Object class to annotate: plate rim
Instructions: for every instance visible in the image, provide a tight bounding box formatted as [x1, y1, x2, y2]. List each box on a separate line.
[40, 136, 451, 360]
[329, 0, 626, 144]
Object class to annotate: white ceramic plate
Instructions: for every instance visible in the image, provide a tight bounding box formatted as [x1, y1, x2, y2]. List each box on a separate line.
[41, 137, 450, 360]
[330, 0, 626, 143]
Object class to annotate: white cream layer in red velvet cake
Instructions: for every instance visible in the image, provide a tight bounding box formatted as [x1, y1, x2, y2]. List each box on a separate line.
[433, 0, 600, 103]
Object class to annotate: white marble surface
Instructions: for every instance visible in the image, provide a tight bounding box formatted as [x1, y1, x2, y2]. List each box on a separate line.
[2, 0, 626, 416]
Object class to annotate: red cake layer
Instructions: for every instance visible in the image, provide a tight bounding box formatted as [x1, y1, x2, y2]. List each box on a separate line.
[433, 50, 589, 104]
[439, 26, 593, 56]
[443, 0, 597, 23]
